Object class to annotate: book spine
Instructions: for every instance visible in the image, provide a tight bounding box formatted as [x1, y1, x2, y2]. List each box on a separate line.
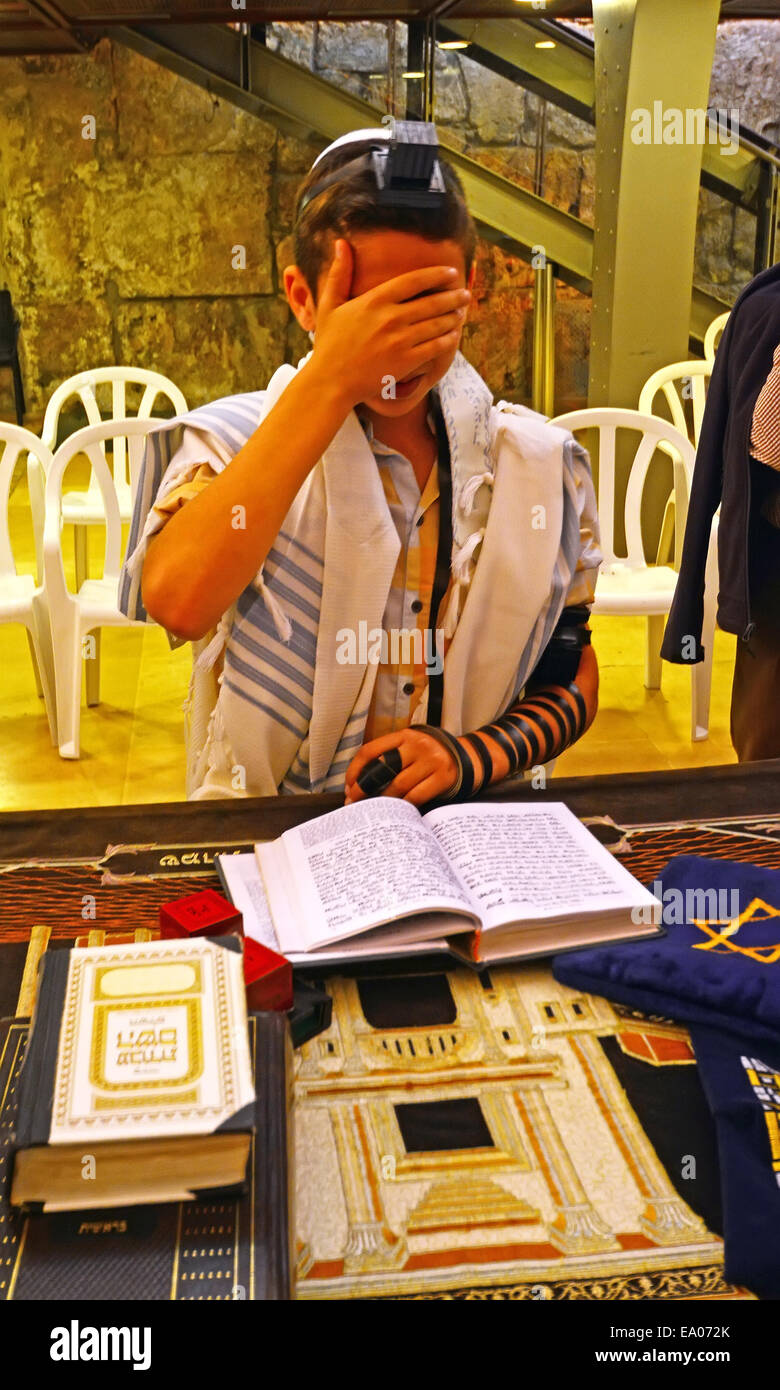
[12, 949, 71, 1149]
[252, 1012, 294, 1301]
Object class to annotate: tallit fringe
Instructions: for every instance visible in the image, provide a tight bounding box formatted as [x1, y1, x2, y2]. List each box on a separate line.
[183, 608, 235, 721]
[442, 529, 486, 638]
[194, 609, 235, 676]
[459, 470, 493, 516]
[254, 573, 293, 642]
[189, 675, 237, 795]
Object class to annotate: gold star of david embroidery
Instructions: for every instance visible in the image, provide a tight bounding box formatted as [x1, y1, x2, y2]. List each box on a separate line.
[691, 898, 780, 963]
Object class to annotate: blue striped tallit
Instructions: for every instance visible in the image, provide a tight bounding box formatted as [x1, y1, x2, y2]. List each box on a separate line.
[119, 353, 601, 799]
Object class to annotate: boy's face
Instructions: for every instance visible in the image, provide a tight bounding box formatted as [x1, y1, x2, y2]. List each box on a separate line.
[315, 229, 473, 417]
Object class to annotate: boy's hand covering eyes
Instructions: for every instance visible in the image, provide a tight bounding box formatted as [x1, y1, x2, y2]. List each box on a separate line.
[312, 239, 470, 408]
[345, 728, 460, 808]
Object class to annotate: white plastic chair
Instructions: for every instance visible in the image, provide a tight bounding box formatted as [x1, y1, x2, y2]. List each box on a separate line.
[638, 360, 717, 740]
[30, 367, 186, 708]
[0, 422, 57, 743]
[704, 311, 729, 363]
[551, 408, 700, 733]
[43, 418, 159, 759]
[33, 364, 187, 586]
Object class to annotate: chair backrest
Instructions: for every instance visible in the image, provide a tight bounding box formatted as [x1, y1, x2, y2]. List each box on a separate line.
[703, 311, 729, 363]
[43, 418, 160, 604]
[551, 407, 696, 570]
[40, 366, 187, 486]
[638, 359, 712, 453]
[0, 421, 54, 583]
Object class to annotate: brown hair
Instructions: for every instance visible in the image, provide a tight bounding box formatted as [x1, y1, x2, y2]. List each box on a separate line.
[293, 138, 477, 298]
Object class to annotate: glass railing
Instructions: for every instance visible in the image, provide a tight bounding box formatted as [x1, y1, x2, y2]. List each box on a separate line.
[262, 17, 777, 311]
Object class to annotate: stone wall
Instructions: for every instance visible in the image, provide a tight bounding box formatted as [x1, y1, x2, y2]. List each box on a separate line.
[0, 21, 777, 424]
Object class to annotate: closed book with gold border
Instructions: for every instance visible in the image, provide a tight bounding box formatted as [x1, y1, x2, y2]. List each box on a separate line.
[10, 936, 256, 1212]
[0, 1010, 294, 1299]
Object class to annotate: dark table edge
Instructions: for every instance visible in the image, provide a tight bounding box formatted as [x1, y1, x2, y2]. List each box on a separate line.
[0, 760, 778, 862]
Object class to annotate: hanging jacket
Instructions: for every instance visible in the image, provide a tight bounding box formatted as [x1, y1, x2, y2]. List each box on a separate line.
[661, 260, 780, 665]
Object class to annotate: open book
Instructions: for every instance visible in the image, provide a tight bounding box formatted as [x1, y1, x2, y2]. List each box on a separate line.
[217, 798, 662, 966]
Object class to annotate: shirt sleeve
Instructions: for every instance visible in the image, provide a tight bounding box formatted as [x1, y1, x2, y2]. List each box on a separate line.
[562, 436, 602, 609]
[151, 462, 217, 521]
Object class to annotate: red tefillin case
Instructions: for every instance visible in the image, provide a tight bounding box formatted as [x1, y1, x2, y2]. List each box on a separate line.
[159, 889, 293, 1013]
[243, 938, 294, 1013]
[159, 888, 243, 940]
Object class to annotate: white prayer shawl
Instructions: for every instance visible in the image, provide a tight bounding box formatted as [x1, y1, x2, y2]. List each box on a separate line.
[119, 352, 600, 799]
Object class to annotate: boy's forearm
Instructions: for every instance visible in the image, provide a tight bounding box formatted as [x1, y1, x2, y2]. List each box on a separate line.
[457, 644, 599, 786]
[141, 361, 352, 640]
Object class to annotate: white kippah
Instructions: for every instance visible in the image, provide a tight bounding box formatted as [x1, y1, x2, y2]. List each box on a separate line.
[310, 127, 391, 171]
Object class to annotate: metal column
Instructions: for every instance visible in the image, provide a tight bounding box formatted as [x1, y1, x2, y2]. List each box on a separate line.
[588, 0, 721, 410]
[532, 261, 556, 418]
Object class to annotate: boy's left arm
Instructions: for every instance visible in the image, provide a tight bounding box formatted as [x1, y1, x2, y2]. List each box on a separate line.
[344, 609, 598, 807]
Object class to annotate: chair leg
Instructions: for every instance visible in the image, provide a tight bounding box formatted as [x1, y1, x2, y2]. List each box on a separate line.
[645, 615, 665, 689]
[691, 659, 713, 744]
[74, 525, 88, 592]
[85, 628, 101, 706]
[12, 353, 25, 426]
[25, 628, 44, 698]
[655, 495, 676, 566]
[52, 609, 84, 759]
[691, 529, 719, 742]
[28, 596, 58, 746]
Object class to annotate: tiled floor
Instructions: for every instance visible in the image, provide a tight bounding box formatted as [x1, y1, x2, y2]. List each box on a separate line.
[1, 470, 737, 814]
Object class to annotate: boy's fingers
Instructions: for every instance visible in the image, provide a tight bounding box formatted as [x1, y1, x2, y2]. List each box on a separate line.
[407, 327, 463, 367]
[344, 732, 406, 787]
[409, 308, 467, 347]
[381, 760, 439, 799]
[402, 772, 452, 808]
[372, 264, 460, 306]
[318, 239, 353, 313]
[400, 287, 471, 325]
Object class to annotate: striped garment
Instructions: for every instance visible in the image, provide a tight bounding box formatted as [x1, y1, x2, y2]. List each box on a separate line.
[119, 351, 601, 799]
[751, 342, 780, 472]
[751, 341, 780, 528]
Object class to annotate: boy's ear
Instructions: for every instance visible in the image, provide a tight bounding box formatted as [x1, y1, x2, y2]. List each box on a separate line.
[466, 261, 476, 292]
[283, 265, 317, 333]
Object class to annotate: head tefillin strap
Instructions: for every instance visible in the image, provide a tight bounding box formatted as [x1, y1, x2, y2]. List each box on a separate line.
[300, 121, 447, 214]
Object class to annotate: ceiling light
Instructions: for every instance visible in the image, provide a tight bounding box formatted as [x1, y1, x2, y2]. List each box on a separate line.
[402, 71, 425, 79]
[438, 40, 469, 50]
[535, 40, 557, 48]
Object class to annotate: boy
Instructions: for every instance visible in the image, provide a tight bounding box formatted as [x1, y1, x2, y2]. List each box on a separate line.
[120, 122, 601, 802]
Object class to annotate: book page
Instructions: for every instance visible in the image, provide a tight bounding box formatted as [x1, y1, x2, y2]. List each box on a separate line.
[217, 851, 282, 953]
[261, 798, 476, 952]
[217, 853, 462, 965]
[423, 801, 658, 932]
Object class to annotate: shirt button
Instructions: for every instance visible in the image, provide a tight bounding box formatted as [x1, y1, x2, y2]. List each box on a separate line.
[411, 599, 423, 613]
[403, 681, 415, 696]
